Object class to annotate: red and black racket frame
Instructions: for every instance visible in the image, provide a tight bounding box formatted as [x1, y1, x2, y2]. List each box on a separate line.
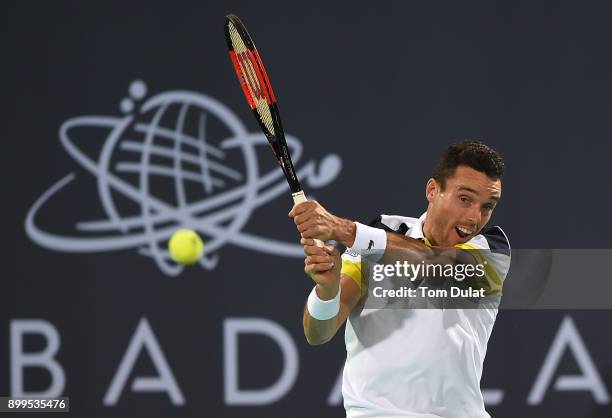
[224, 14, 303, 194]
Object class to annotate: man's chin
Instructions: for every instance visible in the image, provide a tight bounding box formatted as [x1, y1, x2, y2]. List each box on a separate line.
[451, 231, 472, 247]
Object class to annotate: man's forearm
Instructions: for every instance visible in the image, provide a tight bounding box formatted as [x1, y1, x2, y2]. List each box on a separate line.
[303, 309, 337, 345]
[303, 283, 340, 345]
[334, 218, 357, 247]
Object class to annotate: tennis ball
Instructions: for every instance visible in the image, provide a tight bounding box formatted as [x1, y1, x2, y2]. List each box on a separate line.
[168, 229, 204, 265]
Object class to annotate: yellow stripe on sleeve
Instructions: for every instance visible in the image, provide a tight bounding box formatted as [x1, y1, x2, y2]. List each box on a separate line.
[341, 259, 363, 289]
[455, 243, 504, 295]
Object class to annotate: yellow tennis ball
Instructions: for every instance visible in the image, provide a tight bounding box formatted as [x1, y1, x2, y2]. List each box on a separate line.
[168, 229, 204, 265]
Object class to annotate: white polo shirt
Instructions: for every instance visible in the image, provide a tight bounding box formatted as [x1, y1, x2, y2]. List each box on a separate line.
[340, 213, 510, 418]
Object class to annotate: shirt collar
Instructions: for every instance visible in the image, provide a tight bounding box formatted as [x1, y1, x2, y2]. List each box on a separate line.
[409, 212, 427, 240]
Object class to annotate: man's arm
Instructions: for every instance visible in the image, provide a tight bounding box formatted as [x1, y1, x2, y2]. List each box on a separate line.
[289, 201, 477, 265]
[303, 275, 362, 345]
[289, 201, 430, 251]
[301, 239, 362, 345]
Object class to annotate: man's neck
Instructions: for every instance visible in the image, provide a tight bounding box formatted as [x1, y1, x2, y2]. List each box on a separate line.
[421, 217, 438, 246]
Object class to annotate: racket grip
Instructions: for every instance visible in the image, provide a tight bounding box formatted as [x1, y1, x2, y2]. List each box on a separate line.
[292, 190, 325, 248]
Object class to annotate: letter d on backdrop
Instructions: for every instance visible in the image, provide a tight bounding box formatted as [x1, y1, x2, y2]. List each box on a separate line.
[224, 318, 299, 405]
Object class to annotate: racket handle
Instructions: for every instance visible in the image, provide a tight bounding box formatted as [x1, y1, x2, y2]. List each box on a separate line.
[292, 190, 325, 248]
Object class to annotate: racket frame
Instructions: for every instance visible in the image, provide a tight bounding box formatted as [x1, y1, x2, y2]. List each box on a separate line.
[224, 14, 302, 195]
[225, 14, 324, 247]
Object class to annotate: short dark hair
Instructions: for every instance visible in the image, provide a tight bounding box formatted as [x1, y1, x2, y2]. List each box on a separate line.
[432, 140, 504, 188]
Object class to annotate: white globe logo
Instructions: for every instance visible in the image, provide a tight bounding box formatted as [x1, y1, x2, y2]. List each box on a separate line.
[26, 80, 342, 276]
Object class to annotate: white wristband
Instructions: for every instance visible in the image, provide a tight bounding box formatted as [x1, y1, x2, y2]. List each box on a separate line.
[307, 285, 341, 320]
[350, 222, 387, 253]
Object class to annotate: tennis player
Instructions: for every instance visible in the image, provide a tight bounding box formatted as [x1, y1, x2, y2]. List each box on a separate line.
[289, 141, 510, 418]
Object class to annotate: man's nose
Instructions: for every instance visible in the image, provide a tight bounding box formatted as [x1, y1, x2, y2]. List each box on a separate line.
[466, 205, 482, 226]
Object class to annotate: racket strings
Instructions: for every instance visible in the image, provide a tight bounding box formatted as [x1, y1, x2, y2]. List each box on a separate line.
[227, 22, 276, 136]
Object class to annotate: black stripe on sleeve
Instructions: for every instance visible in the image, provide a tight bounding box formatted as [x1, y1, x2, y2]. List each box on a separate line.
[480, 226, 510, 255]
[368, 216, 410, 235]
[368, 216, 395, 232]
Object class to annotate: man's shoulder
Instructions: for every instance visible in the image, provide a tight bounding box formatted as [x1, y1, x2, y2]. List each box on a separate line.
[368, 214, 420, 236]
[470, 225, 511, 254]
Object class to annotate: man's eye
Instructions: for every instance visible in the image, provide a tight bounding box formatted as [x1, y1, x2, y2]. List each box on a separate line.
[459, 196, 470, 203]
[483, 203, 495, 210]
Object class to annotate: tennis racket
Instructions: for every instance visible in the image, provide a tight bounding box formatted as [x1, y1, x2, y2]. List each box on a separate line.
[224, 14, 324, 246]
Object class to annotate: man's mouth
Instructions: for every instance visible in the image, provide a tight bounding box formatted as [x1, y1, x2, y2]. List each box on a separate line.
[455, 225, 475, 238]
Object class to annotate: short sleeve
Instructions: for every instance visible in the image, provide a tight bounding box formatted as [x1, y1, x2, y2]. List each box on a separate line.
[455, 226, 511, 295]
[340, 215, 391, 290]
[341, 248, 363, 289]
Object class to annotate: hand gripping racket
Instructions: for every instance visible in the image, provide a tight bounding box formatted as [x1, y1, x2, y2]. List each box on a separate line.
[224, 14, 324, 246]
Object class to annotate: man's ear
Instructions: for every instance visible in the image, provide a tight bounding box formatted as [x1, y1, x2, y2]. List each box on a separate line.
[425, 178, 438, 203]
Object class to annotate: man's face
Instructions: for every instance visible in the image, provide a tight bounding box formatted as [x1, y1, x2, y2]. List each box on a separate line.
[423, 165, 502, 247]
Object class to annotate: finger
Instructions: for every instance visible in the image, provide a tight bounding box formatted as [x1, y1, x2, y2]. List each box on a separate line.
[324, 245, 341, 259]
[294, 214, 308, 226]
[298, 219, 320, 234]
[303, 244, 327, 256]
[306, 255, 332, 265]
[288, 204, 301, 218]
[289, 201, 308, 217]
[296, 219, 317, 233]
[305, 262, 335, 273]
[312, 263, 334, 272]
[301, 226, 322, 239]
[300, 237, 315, 246]
[289, 201, 313, 218]
[294, 213, 316, 226]
[324, 244, 336, 253]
